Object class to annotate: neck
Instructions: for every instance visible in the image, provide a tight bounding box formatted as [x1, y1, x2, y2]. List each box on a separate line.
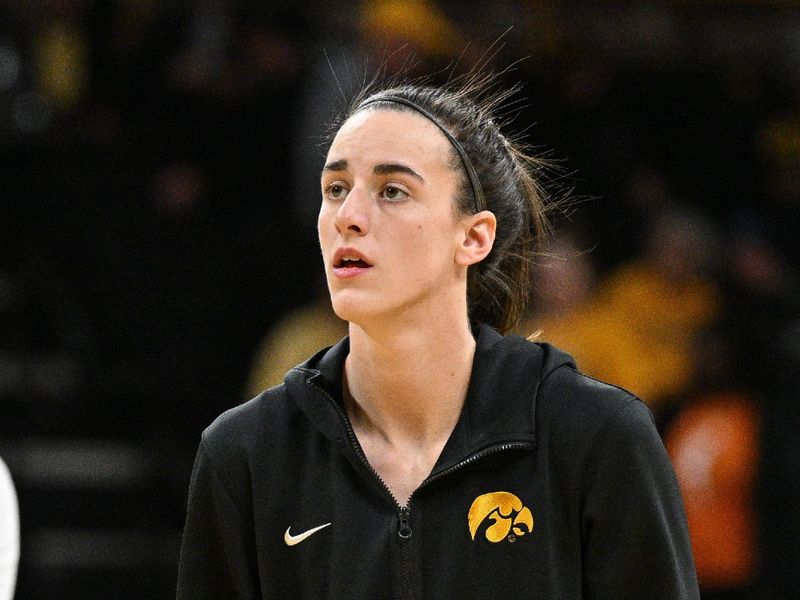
[344, 312, 476, 445]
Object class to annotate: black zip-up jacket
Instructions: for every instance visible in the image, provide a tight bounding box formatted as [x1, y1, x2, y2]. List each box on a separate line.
[177, 325, 700, 599]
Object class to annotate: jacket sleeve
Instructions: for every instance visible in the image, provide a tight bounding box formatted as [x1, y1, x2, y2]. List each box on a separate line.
[580, 399, 700, 600]
[177, 441, 261, 600]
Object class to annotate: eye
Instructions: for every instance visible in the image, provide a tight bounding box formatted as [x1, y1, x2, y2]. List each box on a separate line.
[323, 182, 349, 201]
[380, 185, 408, 202]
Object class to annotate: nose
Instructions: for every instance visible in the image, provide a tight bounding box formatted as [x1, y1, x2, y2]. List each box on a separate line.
[334, 186, 369, 236]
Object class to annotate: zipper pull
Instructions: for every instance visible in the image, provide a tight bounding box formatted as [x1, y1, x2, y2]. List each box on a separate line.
[397, 507, 412, 539]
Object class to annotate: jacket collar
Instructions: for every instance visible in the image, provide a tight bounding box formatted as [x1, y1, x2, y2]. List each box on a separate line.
[284, 324, 575, 469]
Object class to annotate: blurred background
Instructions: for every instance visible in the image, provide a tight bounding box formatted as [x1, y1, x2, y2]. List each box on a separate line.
[1, 0, 799, 598]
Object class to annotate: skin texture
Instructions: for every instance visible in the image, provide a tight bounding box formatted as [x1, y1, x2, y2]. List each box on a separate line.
[318, 108, 496, 505]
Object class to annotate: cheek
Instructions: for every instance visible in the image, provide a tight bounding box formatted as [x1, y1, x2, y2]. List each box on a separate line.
[317, 205, 335, 246]
[317, 201, 331, 226]
[397, 225, 449, 274]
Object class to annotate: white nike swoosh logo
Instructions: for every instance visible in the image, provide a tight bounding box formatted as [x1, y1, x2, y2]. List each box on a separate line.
[284, 522, 332, 546]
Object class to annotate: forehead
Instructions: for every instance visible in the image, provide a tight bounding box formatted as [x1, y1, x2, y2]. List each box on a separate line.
[326, 108, 453, 170]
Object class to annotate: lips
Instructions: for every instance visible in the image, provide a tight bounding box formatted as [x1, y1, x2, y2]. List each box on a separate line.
[332, 247, 373, 277]
[336, 255, 370, 268]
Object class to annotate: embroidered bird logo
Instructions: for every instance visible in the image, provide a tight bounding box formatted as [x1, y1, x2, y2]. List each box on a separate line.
[468, 491, 534, 543]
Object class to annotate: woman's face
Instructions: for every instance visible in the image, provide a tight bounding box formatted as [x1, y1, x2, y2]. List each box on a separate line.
[318, 108, 470, 326]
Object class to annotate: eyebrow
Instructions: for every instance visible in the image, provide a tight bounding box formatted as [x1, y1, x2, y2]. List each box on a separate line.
[373, 163, 425, 182]
[322, 159, 425, 183]
[322, 159, 348, 172]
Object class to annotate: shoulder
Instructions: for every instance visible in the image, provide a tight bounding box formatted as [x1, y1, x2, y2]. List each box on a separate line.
[534, 350, 656, 455]
[541, 358, 643, 416]
[200, 384, 300, 466]
[532, 354, 675, 507]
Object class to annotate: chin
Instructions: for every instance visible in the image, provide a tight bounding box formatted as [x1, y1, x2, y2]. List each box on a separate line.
[328, 291, 372, 324]
[329, 290, 401, 329]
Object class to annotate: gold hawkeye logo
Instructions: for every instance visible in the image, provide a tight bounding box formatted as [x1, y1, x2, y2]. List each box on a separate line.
[468, 491, 534, 543]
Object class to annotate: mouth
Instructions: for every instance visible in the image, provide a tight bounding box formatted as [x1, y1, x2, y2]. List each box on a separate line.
[334, 255, 371, 269]
[332, 248, 373, 276]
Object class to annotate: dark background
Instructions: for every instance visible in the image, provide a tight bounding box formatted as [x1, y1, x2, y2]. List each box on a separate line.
[1, 1, 799, 598]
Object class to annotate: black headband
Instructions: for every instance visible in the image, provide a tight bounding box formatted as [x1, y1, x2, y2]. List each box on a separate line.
[359, 95, 487, 213]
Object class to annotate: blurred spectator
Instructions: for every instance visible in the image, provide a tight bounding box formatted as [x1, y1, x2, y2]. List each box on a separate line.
[587, 207, 721, 408]
[358, 0, 466, 72]
[0, 456, 18, 600]
[33, 0, 88, 112]
[666, 393, 759, 598]
[665, 326, 761, 599]
[532, 207, 722, 411]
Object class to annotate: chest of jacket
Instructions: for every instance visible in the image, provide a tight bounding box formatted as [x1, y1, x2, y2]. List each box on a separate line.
[250, 438, 582, 600]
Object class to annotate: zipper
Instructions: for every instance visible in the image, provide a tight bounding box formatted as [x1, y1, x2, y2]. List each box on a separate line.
[416, 441, 534, 492]
[307, 378, 408, 533]
[397, 506, 412, 539]
[309, 376, 533, 600]
[308, 376, 533, 533]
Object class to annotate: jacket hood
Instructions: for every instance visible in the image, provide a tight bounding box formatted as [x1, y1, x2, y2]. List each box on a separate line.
[284, 324, 575, 471]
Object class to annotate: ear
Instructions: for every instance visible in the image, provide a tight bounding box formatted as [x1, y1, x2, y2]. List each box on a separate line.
[456, 210, 496, 266]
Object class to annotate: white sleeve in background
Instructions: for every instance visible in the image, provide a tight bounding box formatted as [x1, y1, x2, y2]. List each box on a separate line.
[0, 457, 19, 600]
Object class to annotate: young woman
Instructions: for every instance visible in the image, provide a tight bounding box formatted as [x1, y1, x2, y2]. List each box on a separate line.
[177, 77, 700, 599]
